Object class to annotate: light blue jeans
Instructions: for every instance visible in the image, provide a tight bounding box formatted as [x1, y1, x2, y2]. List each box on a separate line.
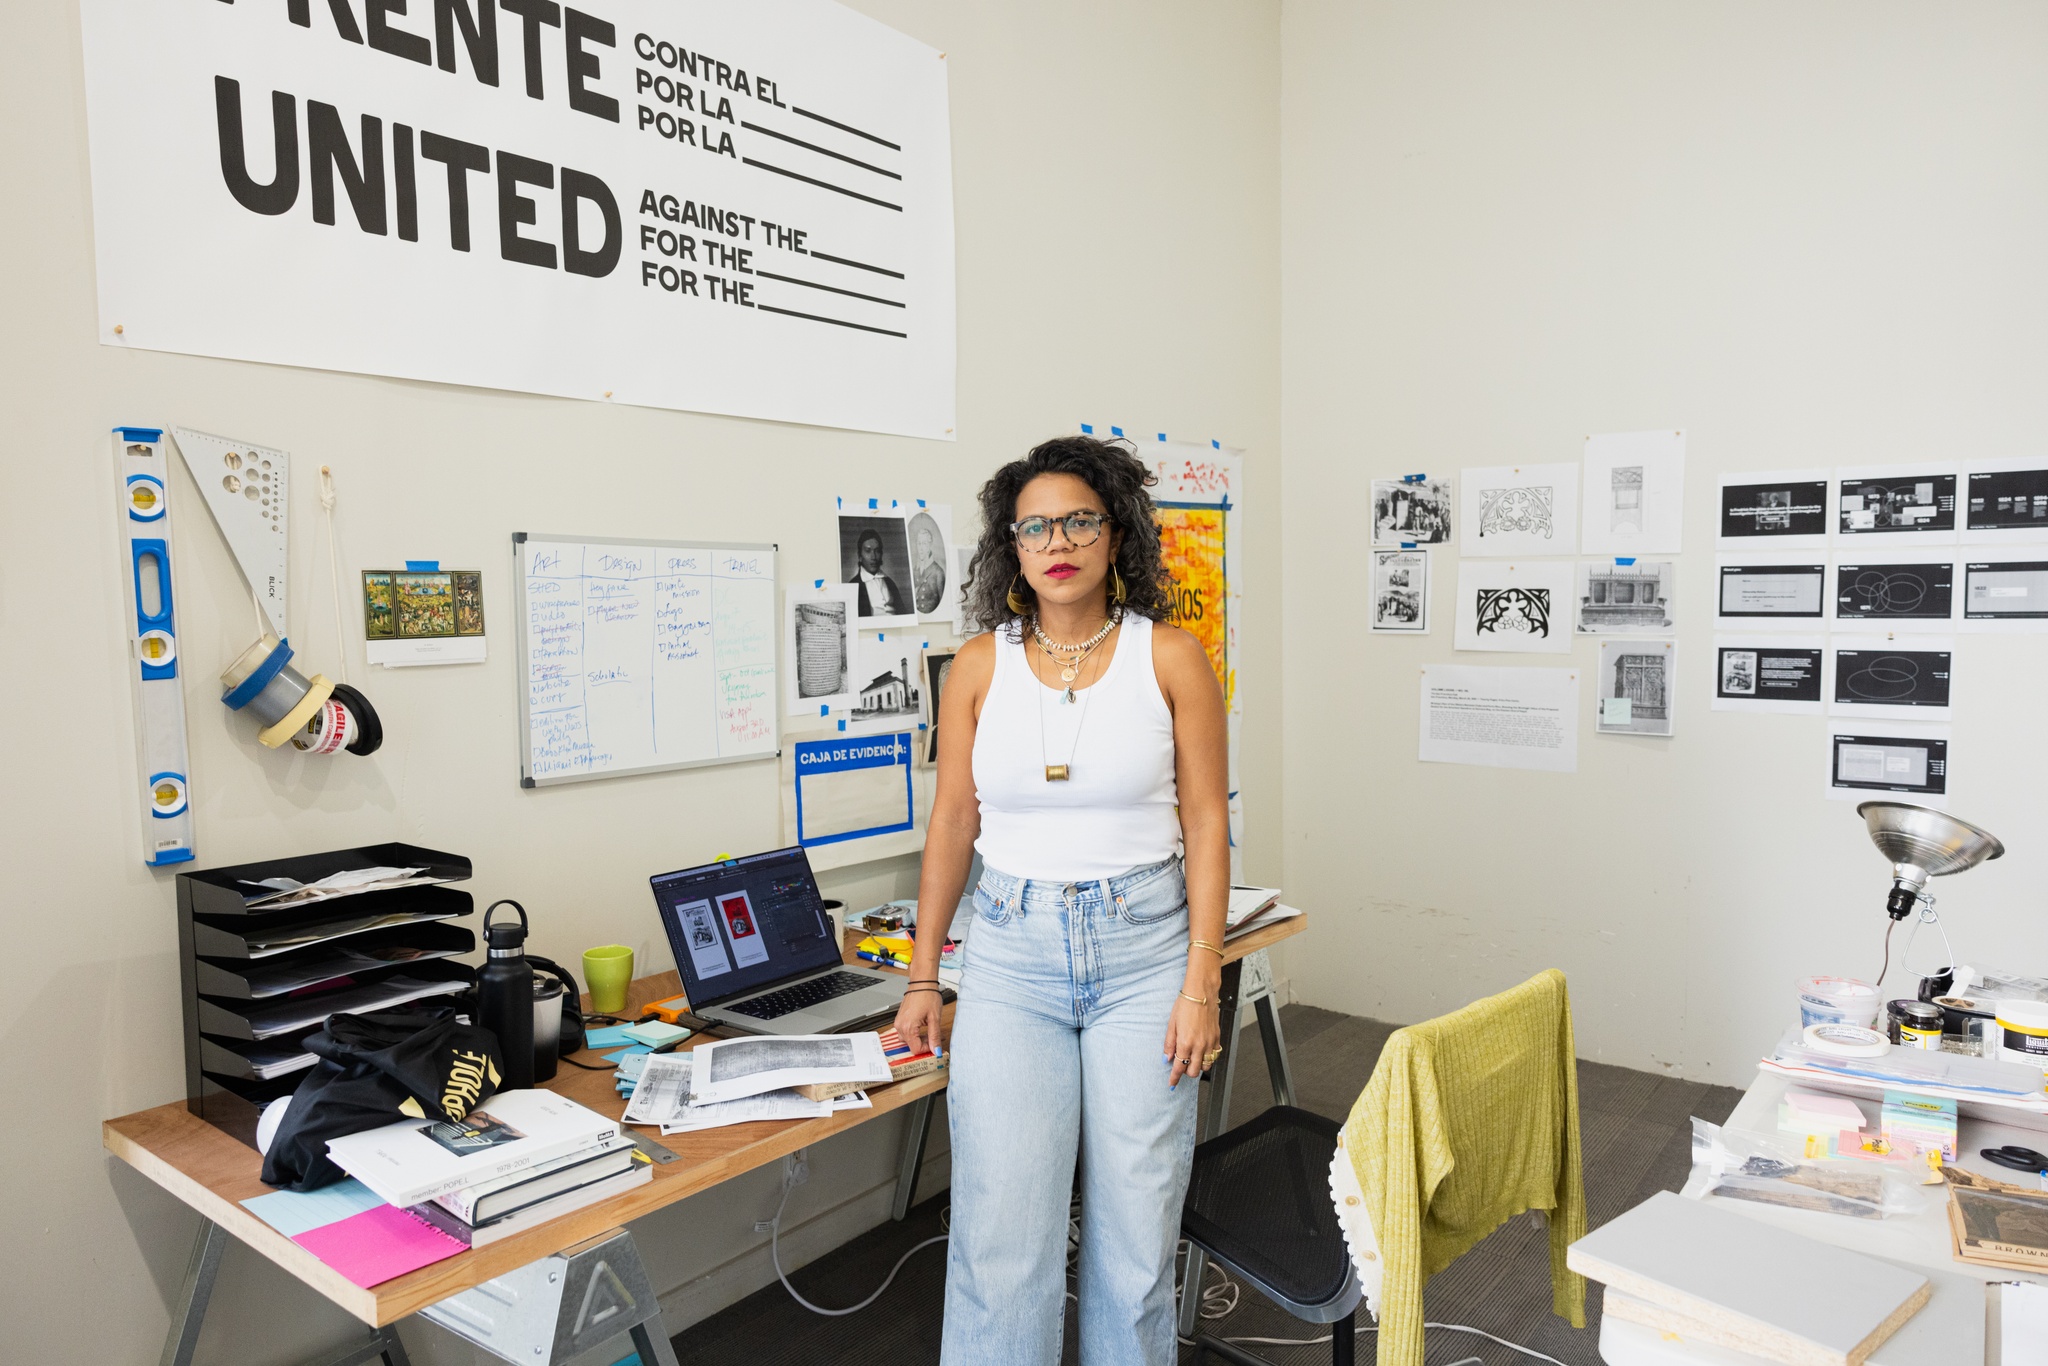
[942, 855, 1199, 1366]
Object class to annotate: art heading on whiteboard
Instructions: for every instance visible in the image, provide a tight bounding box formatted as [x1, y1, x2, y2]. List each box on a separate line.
[77, 0, 957, 439]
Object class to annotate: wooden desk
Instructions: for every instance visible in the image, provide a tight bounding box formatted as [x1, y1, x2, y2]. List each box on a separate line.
[105, 910, 1306, 1363]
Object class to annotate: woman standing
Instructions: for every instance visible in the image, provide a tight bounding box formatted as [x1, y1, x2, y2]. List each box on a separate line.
[893, 435, 1231, 1365]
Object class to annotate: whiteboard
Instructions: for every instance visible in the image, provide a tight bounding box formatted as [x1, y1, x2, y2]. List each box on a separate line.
[514, 535, 778, 787]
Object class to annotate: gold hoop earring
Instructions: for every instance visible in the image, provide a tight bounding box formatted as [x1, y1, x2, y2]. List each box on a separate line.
[1111, 566, 1127, 605]
[1006, 574, 1031, 615]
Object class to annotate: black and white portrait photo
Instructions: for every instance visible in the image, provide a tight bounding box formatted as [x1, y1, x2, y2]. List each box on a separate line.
[905, 505, 955, 619]
[837, 509, 916, 625]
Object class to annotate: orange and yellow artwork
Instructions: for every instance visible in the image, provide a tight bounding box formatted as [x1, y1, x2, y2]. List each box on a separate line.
[1155, 505, 1231, 707]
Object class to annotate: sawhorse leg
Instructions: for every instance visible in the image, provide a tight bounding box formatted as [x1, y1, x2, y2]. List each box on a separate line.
[160, 1219, 408, 1366]
[422, 1227, 680, 1366]
[892, 1092, 937, 1221]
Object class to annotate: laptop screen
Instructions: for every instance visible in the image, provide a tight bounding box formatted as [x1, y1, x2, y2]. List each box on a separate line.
[649, 847, 841, 1009]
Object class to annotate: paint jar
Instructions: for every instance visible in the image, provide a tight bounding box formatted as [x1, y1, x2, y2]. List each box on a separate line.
[1887, 999, 1943, 1051]
[1797, 976, 1880, 1030]
[1994, 1000, 2048, 1075]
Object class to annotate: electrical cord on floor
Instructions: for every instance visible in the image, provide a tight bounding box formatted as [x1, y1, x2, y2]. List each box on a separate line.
[766, 1176, 947, 1316]
[1174, 1248, 1574, 1366]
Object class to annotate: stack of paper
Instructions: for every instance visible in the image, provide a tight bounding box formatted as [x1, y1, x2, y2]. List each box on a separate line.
[623, 1034, 890, 1135]
[1227, 885, 1282, 928]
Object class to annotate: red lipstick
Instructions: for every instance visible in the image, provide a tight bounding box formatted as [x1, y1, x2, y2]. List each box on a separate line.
[1044, 562, 1078, 580]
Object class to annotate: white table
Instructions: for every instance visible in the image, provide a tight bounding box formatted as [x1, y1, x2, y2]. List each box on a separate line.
[1597, 1067, 2048, 1366]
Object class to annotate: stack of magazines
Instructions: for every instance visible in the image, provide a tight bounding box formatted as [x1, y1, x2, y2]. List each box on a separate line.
[624, 1033, 894, 1135]
[325, 1090, 649, 1249]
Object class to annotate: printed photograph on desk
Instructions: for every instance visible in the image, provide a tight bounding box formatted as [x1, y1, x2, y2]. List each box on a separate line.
[1594, 639, 1676, 736]
[836, 502, 917, 626]
[1458, 462, 1579, 557]
[1574, 559, 1674, 635]
[1452, 559, 1574, 654]
[1370, 476, 1452, 547]
[783, 582, 857, 713]
[851, 631, 924, 723]
[1833, 463, 1959, 544]
[903, 502, 957, 621]
[1368, 549, 1430, 633]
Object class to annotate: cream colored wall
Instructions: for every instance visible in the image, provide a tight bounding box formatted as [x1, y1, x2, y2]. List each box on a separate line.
[0, 1, 1280, 1358]
[1280, 1, 2048, 1084]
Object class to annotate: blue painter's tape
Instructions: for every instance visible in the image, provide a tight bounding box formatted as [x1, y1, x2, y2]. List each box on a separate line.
[1615, 557, 1636, 566]
[837, 719, 847, 732]
[820, 705, 829, 716]
[1081, 423, 1094, 434]
[917, 499, 926, 507]
[1212, 439, 1221, 450]
[1400, 473, 1426, 484]
[223, 637, 292, 710]
[114, 426, 163, 442]
[918, 722, 927, 731]
[1157, 433, 1167, 442]
[1111, 426, 1124, 438]
[405, 560, 438, 572]
[1401, 542, 1417, 550]
[814, 578, 823, 589]
[868, 498, 878, 509]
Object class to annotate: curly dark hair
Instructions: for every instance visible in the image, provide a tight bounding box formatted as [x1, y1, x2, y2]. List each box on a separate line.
[963, 434, 1169, 637]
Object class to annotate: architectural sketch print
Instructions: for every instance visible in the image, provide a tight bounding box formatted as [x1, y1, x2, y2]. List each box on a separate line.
[1479, 486, 1554, 540]
[1475, 587, 1551, 639]
[1611, 467, 1643, 533]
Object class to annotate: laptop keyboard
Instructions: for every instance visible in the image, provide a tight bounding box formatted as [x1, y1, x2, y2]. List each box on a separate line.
[726, 971, 880, 1021]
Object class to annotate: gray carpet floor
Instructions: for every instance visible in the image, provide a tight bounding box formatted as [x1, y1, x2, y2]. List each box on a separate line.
[666, 1005, 1742, 1366]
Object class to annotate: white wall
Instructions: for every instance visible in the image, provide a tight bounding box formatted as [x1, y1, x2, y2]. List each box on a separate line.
[1280, 0, 2048, 1083]
[0, 1, 1279, 1358]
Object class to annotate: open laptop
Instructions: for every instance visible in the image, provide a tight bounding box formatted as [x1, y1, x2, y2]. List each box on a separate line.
[648, 846, 907, 1036]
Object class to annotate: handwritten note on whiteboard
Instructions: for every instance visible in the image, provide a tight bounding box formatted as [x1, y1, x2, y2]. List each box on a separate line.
[515, 535, 778, 786]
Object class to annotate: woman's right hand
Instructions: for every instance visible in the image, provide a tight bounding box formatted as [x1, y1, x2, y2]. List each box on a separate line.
[894, 988, 946, 1059]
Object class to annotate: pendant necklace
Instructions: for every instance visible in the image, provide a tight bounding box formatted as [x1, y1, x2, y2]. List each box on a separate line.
[1031, 608, 1122, 704]
[1034, 644, 1098, 782]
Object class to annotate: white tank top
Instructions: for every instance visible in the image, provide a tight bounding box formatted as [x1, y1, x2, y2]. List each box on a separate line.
[972, 613, 1182, 881]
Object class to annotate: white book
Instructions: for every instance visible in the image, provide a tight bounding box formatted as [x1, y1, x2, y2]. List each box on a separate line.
[326, 1089, 621, 1209]
[432, 1132, 638, 1224]
[407, 1164, 651, 1248]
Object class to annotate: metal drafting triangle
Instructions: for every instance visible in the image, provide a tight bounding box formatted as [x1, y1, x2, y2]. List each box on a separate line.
[171, 426, 290, 638]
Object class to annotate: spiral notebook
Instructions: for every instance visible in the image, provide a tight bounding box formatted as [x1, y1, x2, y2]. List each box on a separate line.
[243, 1178, 465, 1288]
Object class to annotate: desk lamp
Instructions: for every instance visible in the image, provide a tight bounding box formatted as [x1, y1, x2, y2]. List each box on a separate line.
[1857, 800, 2004, 987]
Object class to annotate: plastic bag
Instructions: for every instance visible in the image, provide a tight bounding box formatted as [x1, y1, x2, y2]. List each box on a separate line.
[1687, 1118, 1927, 1220]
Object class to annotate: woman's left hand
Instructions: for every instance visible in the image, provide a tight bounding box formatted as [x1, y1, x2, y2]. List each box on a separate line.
[1164, 981, 1223, 1090]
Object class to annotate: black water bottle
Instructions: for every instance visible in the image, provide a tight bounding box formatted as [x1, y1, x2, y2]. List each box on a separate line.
[478, 900, 535, 1091]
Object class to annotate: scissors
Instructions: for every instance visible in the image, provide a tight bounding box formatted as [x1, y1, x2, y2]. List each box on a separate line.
[1981, 1145, 2048, 1174]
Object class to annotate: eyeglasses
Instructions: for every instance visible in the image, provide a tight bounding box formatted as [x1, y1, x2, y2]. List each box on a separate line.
[1010, 512, 1111, 552]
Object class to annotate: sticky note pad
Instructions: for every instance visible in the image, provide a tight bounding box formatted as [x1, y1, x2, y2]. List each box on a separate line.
[623, 1021, 691, 1048]
[582, 1025, 637, 1049]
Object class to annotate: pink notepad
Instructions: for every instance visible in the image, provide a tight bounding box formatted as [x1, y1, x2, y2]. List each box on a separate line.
[292, 1203, 466, 1287]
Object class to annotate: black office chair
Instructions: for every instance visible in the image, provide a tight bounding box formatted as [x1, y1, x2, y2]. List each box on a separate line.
[1180, 1105, 1363, 1365]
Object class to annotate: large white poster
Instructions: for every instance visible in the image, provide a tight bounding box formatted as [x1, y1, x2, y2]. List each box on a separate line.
[77, 0, 956, 440]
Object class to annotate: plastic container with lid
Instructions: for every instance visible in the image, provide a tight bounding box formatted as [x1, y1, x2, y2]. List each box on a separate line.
[1797, 976, 1880, 1030]
[1995, 999, 2048, 1074]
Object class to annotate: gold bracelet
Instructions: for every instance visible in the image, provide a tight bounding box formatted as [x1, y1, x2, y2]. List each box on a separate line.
[1178, 990, 1209, 1007]
[1190, 939, 1225, 959]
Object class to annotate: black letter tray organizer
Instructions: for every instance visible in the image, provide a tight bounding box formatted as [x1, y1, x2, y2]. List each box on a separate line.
[177, 842, 475, 1146]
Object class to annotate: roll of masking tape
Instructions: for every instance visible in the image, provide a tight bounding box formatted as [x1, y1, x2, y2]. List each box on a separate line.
[1802, 1022, 1890, 1058]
